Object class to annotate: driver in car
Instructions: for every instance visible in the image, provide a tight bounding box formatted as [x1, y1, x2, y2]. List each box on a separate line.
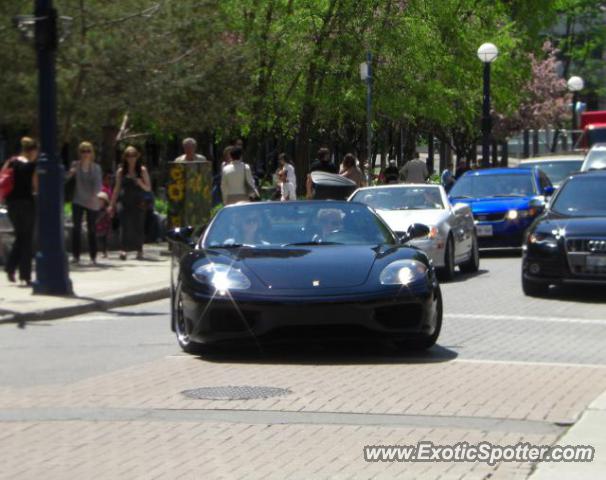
[313, 208, 344, 241]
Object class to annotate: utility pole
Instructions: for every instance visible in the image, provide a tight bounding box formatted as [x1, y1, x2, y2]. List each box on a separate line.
[33, 0, 72, 295]
[360, 52, 373, 185]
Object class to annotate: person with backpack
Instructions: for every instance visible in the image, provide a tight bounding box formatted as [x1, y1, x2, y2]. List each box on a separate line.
[1, 137, 39, 285]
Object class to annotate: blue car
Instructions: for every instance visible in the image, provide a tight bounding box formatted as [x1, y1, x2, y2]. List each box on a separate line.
[449, 168, 554, 247]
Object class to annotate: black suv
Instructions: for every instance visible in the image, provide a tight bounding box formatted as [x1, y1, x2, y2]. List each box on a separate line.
[522, 171, 606, 296]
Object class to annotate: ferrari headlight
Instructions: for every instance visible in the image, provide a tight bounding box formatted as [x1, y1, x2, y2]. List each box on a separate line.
[193, 263, 251, 293]
[380, 260, 428, 285]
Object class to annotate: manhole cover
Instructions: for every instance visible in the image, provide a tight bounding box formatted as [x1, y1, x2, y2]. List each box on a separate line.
[182, 385, 291, 400]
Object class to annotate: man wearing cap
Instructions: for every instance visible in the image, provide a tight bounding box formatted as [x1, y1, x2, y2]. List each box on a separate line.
[174, 138, 208, 163]
[382, 159, 400, 184]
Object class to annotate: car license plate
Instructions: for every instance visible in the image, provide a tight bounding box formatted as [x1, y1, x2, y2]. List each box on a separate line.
[477, 225, 493, 237]
[587, 255, 606, 268]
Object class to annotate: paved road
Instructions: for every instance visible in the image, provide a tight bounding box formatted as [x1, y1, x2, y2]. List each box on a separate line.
[1, 254, 605, 479]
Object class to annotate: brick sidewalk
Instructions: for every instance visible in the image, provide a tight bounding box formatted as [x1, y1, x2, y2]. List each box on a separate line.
[0, 244, 170, 323]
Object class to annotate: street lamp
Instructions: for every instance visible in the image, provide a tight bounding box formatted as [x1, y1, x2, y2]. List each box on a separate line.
[567, 76, 584, 147]
[32, 0, 72, 294]
[360, 51, 372, 185]
[477, 42, 499, 168]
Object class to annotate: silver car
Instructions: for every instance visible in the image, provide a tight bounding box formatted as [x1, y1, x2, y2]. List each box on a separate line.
[349, 184, 479, 281]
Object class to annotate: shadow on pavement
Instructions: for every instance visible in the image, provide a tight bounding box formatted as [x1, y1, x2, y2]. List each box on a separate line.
[196, 341, 458, 366]
[480, 248, 522, 259]
[447, 269, 489, 284]
[540, 284, 606, 304]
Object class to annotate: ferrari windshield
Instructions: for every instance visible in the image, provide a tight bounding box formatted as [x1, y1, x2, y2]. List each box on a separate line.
[450, 173, 536, 198]
[351, 186, 444, 210]
[204, 202, 396, 247]
[551, 176, 606, 217]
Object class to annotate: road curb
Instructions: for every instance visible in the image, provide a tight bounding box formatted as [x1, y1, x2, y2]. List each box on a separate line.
[0, 286, 170, 325]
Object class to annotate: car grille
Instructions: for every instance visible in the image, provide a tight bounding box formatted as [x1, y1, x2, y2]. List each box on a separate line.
[473, 213, 505, 222]
[565, 238, 606, 277]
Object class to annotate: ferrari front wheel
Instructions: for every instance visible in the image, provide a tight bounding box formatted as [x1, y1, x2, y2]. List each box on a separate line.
[173, 282, 205, 355]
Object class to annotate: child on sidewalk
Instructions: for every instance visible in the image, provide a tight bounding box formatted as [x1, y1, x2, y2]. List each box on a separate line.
[96, 191, 112, 258]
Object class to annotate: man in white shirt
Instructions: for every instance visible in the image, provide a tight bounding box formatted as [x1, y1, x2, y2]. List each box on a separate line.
[221, 147, 259, 205]
[399, 152, 429, 184]
[174, 138, 208, 163]
[278, 169, 296, 201]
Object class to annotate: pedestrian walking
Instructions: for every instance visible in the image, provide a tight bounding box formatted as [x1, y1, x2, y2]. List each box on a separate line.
[455, 159, 470, 179]
[399, 152, 429, 183]
[381, 159, 400, 184]
[278, 169, 296, 201]
[278, 153, 297, 192]
[96, 191, 111, 259]
[441, 161, 456, 192]
[174, 138, 208, 163]
[2, 137, 38, 285]
[340, 154, 367, 187]
[67, 141, 102, 264]
[109, 145, 152, 260]
[220, 147, 259, 205]
[306, 147, 338, 198]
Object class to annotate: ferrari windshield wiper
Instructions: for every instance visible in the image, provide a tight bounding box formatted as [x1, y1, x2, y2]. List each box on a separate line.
[212, 243, 255, 249]
[282, 241, 344, 247]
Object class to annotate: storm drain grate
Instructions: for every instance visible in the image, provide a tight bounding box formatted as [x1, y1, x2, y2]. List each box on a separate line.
[182, 385, 291, 400]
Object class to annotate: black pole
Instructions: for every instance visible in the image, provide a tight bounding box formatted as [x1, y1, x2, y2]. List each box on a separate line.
[33, 0, 72, 295]
[366, 51, 373, 185]
[571, 92, 578, 148]
[481, 62, 491, 169]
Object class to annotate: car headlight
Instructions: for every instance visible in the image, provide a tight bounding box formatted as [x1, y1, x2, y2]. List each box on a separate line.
[507, 209, 537, 220]
[192, 263, 251, 293]
[380, 260, 428, 285]
[527, 232, 558, 248]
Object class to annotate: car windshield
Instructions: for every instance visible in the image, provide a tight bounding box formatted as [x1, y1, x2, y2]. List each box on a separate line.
[204, 203, 396, 247]
[587, 130, 606, 148]
[450, 173, 536, 198]
[551, 176, 606, 217]
[351, 186, 444, 210]
[583, 149, 606, 171]
[520, 161, 583, 185]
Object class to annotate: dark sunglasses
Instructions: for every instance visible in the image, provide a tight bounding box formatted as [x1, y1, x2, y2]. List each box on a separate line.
[80, 149, 92, 153]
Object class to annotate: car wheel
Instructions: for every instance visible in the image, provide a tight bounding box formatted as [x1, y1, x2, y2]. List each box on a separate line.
[395, 287, 443, 351]
[173, 282, 205, 355]
[459, 233, 480, 274]
[437, 236, 456, 282]
[522, 275, 549, 297]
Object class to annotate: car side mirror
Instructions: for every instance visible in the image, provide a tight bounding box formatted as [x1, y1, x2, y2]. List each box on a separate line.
[167, 226, 194, 245]
[543, 185, 555, 197]
[399, 223, 430, 243]
[452, 203, 470, 214]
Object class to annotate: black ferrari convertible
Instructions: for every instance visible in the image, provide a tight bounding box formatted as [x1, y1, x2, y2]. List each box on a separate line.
[168, 201, 442, 353]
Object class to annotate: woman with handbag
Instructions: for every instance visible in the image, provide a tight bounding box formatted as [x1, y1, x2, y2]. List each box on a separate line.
[66, 141, 102, 264]
[2, 137, 38, 285]
[108, 145, 151, 260]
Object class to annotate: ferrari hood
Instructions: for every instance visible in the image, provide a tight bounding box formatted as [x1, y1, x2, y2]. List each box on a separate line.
[233, 245, 379, 290]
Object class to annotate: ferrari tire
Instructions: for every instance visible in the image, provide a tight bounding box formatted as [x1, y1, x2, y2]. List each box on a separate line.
[395, 288, 443, 351]
[173, 281, 205, 355]
[437, 236, 456, 282]
[459, 233, 480, 274]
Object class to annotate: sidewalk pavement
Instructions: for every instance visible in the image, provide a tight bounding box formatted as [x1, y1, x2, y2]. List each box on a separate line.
[530, 389, 606, 480]
[0, 244, 171, 324]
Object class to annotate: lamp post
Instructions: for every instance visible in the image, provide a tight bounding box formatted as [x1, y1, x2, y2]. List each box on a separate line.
[477, 43, 499, 169]
[567, 76, 584, 148]
[360, 52, 373, 185]
[33, 0, 72, 295]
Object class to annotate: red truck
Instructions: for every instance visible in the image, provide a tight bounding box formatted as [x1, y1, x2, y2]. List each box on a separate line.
[579, 111, 606, 149]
